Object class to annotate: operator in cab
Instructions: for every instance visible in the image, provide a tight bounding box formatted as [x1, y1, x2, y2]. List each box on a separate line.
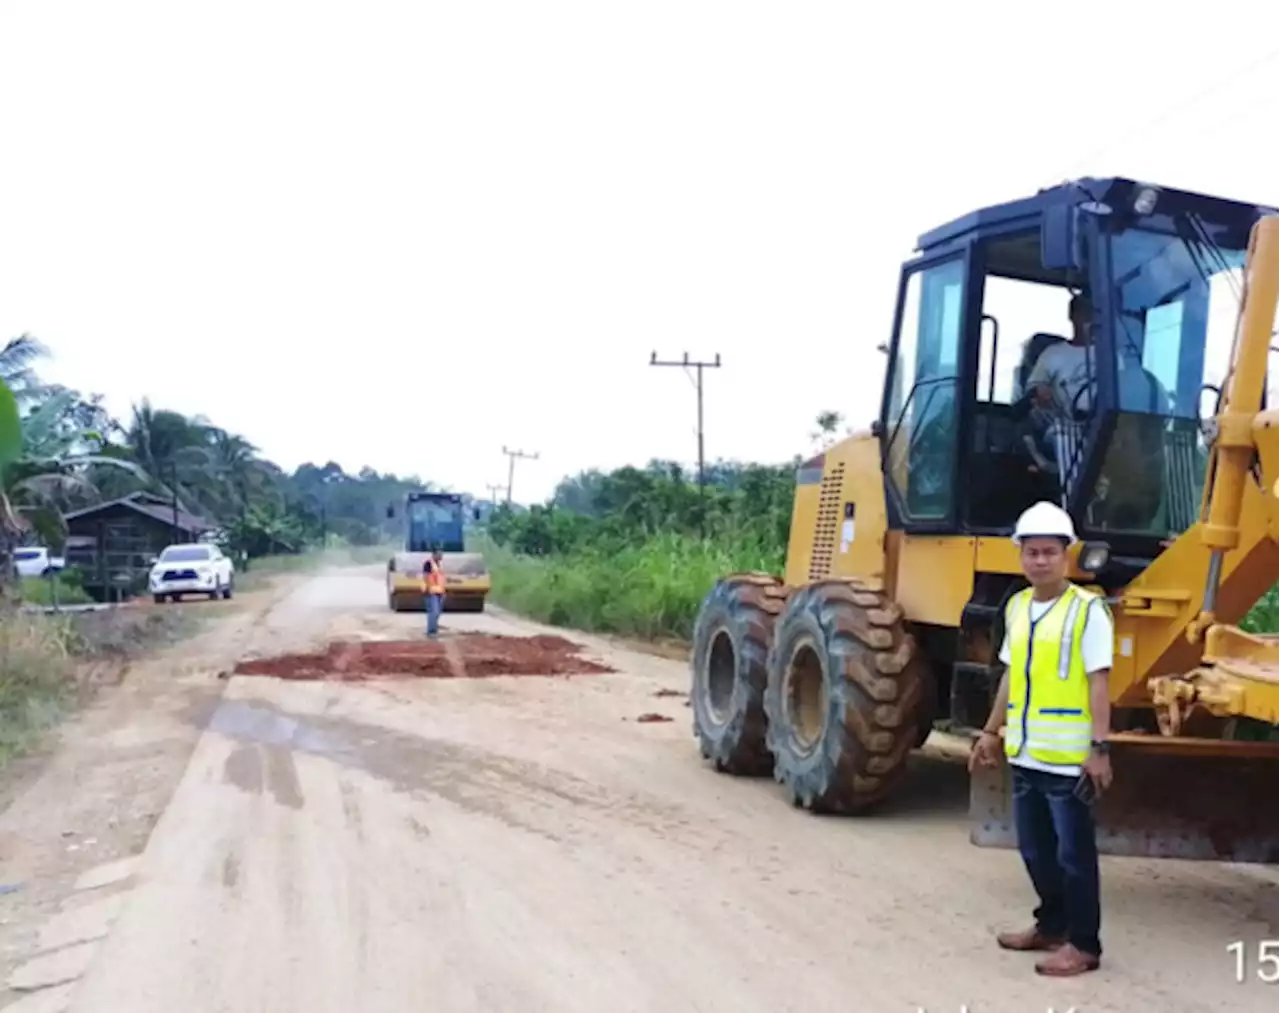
[969, 501, 1113, 977]
[422, 547, 446, 638]
[1025, 292, 1096, 416]
[1015, 293, 1096, 478]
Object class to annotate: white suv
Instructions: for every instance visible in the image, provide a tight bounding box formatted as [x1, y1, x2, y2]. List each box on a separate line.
[150, 543, 235, 603]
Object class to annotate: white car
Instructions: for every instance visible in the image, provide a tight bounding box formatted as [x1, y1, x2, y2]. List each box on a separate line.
[13, 547, 52, 578]
[149, 543, 235, 602]
[12, 547, 66, 578]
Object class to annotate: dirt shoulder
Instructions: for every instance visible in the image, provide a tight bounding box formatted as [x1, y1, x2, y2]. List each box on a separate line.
[0, 571, 330, 1007]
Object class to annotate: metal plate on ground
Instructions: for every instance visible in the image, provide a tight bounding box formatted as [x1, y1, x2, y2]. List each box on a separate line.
[969, 750, 1279, 863]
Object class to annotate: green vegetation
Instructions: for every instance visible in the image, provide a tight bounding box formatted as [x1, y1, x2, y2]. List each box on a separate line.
[0, 333, 481, 594]
[0, 611, 73, 760]
[1243, 585, 1278, 634]
[18, 569, 93, 607]
[485, 458, 796, 639]
[486, 427, 1280, 641]
[0, 606, 193, 764]
[0, 330, 451, 764]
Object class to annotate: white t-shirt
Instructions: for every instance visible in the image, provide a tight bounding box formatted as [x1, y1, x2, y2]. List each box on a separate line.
[998, 594, 1113, 777]
[1025, 342, 1094, 413]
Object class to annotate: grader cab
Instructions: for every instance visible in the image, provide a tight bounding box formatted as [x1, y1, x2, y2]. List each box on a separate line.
[690, 177, 1279, 862]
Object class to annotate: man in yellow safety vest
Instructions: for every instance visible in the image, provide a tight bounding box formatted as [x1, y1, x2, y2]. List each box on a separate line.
[969, 500, 1113, 977]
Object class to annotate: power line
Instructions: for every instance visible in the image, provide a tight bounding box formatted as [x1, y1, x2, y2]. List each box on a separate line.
[649, 350, 721, 537]
[1056, 49, 1277, 184]
[501, 446, 539, 504]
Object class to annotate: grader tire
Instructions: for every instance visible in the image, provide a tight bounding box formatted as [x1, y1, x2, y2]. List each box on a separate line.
[690, 573, 789, 776]
[764, 580, 926, 813]
[914, 663, 938, 748]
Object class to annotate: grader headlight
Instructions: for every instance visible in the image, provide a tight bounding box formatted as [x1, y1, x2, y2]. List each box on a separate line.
[1079, 541, 1111, 573]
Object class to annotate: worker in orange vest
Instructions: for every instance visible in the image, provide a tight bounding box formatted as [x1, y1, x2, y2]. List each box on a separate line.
[422, 547, 446, 638]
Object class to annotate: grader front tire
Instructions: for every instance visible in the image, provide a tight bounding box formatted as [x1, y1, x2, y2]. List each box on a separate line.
[690, 574, 788, 776]
[764, 580, 926, 813]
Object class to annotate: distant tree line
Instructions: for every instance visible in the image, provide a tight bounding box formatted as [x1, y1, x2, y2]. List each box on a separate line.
[0, 334, 462, 587]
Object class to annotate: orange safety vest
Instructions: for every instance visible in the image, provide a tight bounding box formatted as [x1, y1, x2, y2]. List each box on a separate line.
[423, 559, 446, 595]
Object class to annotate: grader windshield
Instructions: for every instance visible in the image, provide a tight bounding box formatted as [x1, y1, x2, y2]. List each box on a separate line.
[881, 178, 1273, 550]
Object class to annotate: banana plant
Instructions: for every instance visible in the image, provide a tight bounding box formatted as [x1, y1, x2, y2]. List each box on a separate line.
[0, 383, 152, 579]
[0, 377, 23, 594]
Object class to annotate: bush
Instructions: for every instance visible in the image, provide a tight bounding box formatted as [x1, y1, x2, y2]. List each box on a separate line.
[484, 459, 797, 638]
[485, 459, 1280, 645]
[485, 532, 780, 641]
[0, 604, 197, 766]
[19, 570, 94, 606]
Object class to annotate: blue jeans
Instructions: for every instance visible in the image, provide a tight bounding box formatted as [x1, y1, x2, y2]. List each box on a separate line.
[426, 593, 443, 636]
[1011, 764, 1102, 956]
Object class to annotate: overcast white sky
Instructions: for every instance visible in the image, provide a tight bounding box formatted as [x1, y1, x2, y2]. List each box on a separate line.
[0, 2, 1276, 502]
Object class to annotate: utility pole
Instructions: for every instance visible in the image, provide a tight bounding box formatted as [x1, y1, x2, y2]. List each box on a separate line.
[485, 483, 504, 507]
[169, 463, 181, 541]
[501, 446, 539, 504]
[649, 350, 721, 536]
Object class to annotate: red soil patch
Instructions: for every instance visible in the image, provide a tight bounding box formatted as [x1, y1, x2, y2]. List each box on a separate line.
[232, 633, 614, 682]
[636, 713, 674, 723]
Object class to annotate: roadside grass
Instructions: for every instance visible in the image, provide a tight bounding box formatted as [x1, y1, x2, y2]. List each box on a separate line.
[18, 571, 94, 607]
[482, 533, 780, 641]
[0, 612, 74, 764]
[0, 542, 398, 770]
[486, 535, 1280, 643]
[0, 605, 194, 766]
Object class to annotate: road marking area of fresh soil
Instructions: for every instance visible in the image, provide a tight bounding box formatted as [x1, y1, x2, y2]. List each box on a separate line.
[231, 633, 615, 681]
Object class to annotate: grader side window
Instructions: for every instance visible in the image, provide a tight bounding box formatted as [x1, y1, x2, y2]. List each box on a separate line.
[1088, 222, 1249, 536]
[885, 257, 965, 522]
[977, 277, 1075, 405]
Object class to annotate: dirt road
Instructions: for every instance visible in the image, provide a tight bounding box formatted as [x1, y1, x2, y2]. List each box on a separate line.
[1, 565, 1275, 1013]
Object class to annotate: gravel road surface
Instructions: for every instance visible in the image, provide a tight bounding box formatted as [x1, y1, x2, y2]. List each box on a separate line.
[1, 564, 1274, 1013]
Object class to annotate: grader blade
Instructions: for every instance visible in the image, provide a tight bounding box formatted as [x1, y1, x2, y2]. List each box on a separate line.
[969, 735, 1279, 863]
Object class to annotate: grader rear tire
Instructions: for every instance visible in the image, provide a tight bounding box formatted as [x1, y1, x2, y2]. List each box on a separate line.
[764, 580, 926, 813]
[690, 573, 788, 776]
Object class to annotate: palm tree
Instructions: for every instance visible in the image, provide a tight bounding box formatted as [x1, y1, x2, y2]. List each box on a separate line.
[126, 400, 219, 531]
[0, 334, 52, 410]
[0, 383, 148, 596]
[204, 428, 273, 518]
[5, 390, 148, 550]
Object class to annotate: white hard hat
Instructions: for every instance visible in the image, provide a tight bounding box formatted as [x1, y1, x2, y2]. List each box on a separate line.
[1013, 501, 1077, 545]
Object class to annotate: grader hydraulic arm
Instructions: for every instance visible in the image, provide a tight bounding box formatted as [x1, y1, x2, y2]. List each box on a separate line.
[1143, 213, 1279, 735]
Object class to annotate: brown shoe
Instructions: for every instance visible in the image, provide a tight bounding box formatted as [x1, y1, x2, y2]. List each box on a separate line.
[996, 926, 1066, 951]
[1035, 943, 1100, 976]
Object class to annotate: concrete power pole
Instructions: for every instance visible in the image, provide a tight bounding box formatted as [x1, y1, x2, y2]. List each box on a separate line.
[485, 483, 504, 507]
[649, 351, 721, 536]
[501, 447, 539, 504]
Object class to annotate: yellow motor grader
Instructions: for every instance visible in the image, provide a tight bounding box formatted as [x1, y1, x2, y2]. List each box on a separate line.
[690, 177, 1278, 862]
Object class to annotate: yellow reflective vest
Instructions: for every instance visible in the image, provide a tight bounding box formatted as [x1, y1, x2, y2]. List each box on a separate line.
[1004, 583, 1101, 766]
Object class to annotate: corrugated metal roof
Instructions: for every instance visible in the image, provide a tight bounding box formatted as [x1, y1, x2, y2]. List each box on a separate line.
[64, 492, 211, 534]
